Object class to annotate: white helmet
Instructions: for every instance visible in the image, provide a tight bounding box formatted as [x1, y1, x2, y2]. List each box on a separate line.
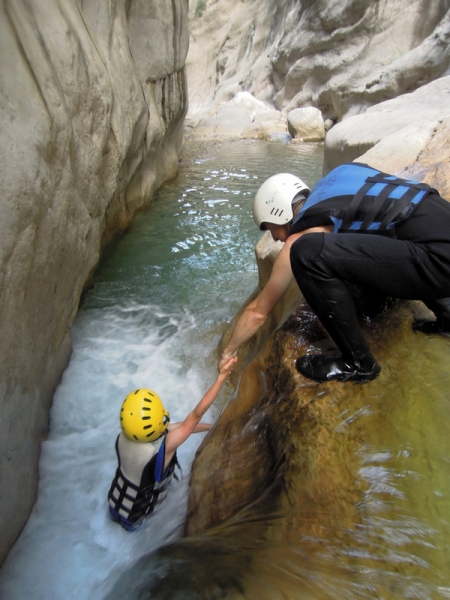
[252, 173, 310, 230]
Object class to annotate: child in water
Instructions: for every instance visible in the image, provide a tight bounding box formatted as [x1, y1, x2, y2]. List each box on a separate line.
[108, 357, 237, 531]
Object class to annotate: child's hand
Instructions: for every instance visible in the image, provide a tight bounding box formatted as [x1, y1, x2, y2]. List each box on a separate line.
[219, 356, 237, 377]
[218, 350, 236, 372]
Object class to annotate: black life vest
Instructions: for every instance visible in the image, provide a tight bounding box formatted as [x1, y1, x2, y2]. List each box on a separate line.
[291, 163, 436, 237]
[108, 432, 179, 531]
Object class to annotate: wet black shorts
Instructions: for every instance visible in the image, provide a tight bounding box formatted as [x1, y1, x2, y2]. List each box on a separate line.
[290, 193, 450, 301]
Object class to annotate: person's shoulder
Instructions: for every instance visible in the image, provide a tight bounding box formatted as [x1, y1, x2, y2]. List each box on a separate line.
[285, 231, 305, 248]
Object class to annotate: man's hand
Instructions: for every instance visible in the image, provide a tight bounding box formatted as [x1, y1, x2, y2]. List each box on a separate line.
[217, 239, 297, 371]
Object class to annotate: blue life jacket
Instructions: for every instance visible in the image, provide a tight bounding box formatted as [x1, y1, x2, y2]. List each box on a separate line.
[291, 163, 435, 237]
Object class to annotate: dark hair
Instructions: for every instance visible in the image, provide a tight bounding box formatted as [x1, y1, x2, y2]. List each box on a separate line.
[291, 192, 307, 217]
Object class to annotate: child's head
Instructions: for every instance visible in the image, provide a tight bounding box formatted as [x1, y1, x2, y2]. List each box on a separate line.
[120, 389, 170, 442]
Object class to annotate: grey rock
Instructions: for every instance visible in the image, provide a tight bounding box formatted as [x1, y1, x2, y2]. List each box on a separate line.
[187, 0, 450, 123]
[324, 76, 450, 174]
[287, 107, 325, 141]
[0, 0, 188, 564]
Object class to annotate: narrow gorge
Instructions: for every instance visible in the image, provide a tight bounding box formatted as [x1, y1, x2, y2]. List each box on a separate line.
[1, 1, 450, 597]
[0, 0, 189, 564]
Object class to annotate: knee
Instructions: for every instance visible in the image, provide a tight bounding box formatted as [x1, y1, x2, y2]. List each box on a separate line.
[290, 233, 324, 274]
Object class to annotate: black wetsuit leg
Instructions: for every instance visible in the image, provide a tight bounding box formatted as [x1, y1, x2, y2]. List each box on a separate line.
[396, 192, 450, 334]
[289, 194, 450, 381]
[290, 232, 382, 382]
[291, 231, 450, 303]
[412, 297, 450, 335]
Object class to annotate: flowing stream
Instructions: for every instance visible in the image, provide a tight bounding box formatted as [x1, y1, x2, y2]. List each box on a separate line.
[1, 139, 450, 599]
[0, 139, 323, 599]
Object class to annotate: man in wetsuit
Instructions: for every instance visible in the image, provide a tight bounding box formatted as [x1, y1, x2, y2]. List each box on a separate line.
[218, 163, 450, 383]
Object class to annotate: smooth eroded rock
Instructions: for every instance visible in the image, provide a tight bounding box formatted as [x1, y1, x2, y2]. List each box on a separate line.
[287, 107, 325, 141]
[0, 0, 189, 565]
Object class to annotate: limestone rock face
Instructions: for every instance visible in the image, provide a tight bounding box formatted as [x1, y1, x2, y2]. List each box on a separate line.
[241, 110, 289, 141]
[187, 90, 288, 139]
[0, 0, 188, 564]
[287, 107, 326, 141]
[324, 75, 450, 198]
[187, 0, 450, 126]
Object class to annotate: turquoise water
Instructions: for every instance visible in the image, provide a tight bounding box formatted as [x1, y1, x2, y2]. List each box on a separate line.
[0, 139, 324, 599]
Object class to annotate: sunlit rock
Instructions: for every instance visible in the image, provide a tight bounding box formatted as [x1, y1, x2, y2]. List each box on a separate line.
[187, 91, 287, 139]
[287, 107, 326, 141]
[241, 110, 289, 141]
[187, 0, 450, 124]
[324, 76, 450, 180]
[190, 106, 252, 137]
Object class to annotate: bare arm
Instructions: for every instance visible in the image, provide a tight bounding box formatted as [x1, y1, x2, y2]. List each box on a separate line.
[168, 422, 212, 433]
[218, 227, 332, 370]
[163, 357, 237, 470]
[218, 239, 294, 369]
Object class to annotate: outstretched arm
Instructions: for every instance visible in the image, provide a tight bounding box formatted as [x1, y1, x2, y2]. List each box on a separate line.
[163, 357, 237, 470]
[218, 227, 332, 370]
[218, 240, 294, 369]
[168, 422, 212, 433]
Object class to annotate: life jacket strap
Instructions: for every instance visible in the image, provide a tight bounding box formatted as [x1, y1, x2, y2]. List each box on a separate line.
[340, 180, 374, 230]
[379, 186, 421, 230]
[340, 172, 432, 232]
[360, 183, 397, 230]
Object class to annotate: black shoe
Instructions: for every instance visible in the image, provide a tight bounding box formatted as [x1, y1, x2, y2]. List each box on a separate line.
[412, 318, 450, 337]
[295, 354, 381, 383]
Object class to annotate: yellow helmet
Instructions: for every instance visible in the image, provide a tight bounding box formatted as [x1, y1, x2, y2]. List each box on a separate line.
[120, 389, 170, 442]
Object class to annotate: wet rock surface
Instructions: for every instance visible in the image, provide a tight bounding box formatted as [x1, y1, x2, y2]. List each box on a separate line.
[0, 0, 189, 564]
[185, 244, 406, 535]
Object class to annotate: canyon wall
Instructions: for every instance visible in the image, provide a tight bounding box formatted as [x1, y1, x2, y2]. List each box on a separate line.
[0, 0, 188, 564]
[187, 0, 450, 128]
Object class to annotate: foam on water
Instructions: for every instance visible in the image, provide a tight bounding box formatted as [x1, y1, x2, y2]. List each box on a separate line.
[0, 140, 325, 599]
[0, 302, 211, 600]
